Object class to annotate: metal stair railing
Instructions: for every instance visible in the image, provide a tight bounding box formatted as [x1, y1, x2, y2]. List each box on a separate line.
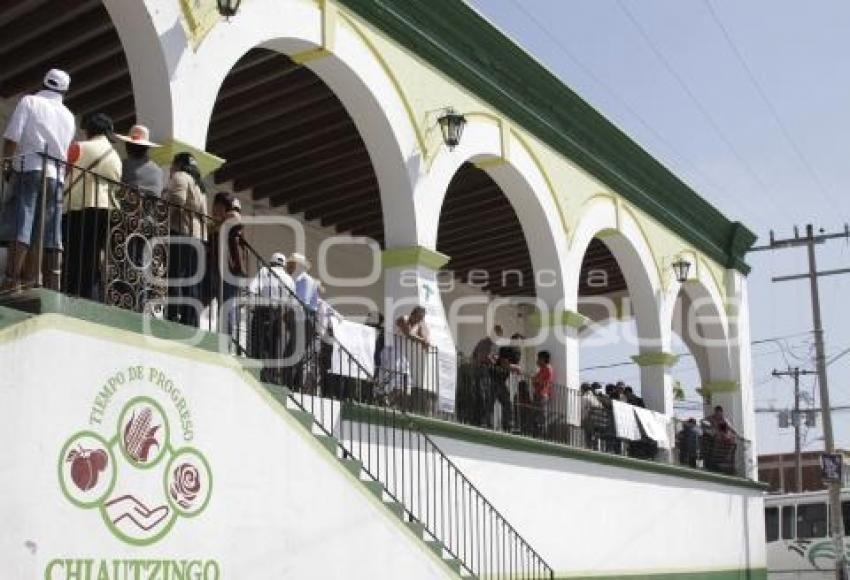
[236, 240, 554, 579]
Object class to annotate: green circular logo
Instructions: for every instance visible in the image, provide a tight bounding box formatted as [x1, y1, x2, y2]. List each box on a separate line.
[58, 387, 211, 546]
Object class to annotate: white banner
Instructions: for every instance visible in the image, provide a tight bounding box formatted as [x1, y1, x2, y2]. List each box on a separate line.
[612, 400, 642, 441]
[633, 406, 672, 449]
[331, 319, 376, 378]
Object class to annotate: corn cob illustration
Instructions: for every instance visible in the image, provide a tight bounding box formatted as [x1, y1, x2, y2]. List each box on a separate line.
[123, 407, 160, 463]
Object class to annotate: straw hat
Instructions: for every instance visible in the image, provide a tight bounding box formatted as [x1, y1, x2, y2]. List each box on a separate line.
[287, 252, 310, 269]
[114, 124, 160, 148]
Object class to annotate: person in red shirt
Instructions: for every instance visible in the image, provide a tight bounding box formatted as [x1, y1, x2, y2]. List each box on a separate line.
[532, 351, 554, 436]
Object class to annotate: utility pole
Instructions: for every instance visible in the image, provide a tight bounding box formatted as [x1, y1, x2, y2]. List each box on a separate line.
[751, 223, 850, 580]
[772, 367, 816, 493]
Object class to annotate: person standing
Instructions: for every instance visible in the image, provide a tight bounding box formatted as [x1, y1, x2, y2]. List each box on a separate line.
[163, 152, 208, 328]
[209, 193, 245, 335]
[0, 69, 75, 291]
[532, 350, 554, 437]
[63, 113, 122, 300]
[471, 325, 502, 427]
[115, 124, 162, 197]
[248, 252, 295, 383]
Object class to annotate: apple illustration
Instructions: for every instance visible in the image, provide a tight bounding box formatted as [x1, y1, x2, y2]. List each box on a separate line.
[66, 446, 108, 491]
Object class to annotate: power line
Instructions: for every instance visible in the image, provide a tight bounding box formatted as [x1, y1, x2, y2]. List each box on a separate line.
[579, 330, 814, 372]
[507, 0, 748, 213]
[615, 0, 793, 223]
[701, 0, 844, 218]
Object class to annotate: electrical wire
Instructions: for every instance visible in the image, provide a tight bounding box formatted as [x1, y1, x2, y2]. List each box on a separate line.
[614, 0, 794, 223]
[701, 0, 845, 218]
[507, 0, 753, 215]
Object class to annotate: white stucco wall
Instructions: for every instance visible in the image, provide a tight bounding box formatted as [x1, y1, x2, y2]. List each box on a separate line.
[0, 318, 454, 580]
[431, 436, 766, 577]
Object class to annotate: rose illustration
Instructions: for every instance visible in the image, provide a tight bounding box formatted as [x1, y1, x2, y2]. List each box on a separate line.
[170, 463, 201, 509]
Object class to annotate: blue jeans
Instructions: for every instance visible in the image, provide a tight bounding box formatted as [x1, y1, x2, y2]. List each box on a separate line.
[0, 171, 63, 249]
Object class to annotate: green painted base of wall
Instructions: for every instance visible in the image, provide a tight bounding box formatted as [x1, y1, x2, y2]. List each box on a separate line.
[553, 569, 766, 580]
[0, 288, 229, 354]
[342, 402, 768, 492]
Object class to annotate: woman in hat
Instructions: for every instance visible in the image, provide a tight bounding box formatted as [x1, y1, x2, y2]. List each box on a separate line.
[114, 124, 162, 198]
[163, 152, 208, 327]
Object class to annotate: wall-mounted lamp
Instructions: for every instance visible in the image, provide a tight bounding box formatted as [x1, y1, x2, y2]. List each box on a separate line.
[217, 0, 242, 19]
[437, 108, 466, 151]
[671, 259, 691, 283]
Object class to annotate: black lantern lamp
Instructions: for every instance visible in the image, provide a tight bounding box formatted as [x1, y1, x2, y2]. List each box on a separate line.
[438, 108, 466, 151]
[217, 0, 242, 19]
[671, 259, 691, 283]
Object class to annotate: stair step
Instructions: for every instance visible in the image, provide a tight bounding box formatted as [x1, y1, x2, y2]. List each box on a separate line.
[442, 558, 462, 575]
[288, 409, 315, 430]
[314, 434, 339, 456]
[425, 540, 444, 559]
[339, 458, 363, 478]
[362, 480, 384, 500]
[384, 500, 405, 520]
[405, 520, 425, 540]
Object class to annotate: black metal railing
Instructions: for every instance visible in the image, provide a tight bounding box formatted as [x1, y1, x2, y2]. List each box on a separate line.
[0, 153, 555, 577]
[236, 239, 554, 579]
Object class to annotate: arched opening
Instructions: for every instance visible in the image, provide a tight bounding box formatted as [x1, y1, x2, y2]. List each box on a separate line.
[205, 47, 398, 318]
[575, 230, 661, 404]
[436, 163, 544, 359]
[668, 280, 732, 420]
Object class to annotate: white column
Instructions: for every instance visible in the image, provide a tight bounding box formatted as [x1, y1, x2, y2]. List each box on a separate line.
[383, 246, 457, 412]
[720, 269, 757, 479]
[631, 352, 679, 416]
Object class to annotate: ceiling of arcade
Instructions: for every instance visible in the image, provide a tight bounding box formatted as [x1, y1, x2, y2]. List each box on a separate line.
[0, 0, 135, 132]
[0, 2, 628, 299]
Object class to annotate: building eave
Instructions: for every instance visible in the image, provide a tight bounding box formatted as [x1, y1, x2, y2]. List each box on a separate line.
[336, 0, 757, 273]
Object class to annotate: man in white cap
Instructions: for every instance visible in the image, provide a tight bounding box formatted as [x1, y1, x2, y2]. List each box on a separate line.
[114, 124, 162, 198]
[248, 251, 295, 382]
[1, 68, 75, 291]
[249, 251, 294, 299]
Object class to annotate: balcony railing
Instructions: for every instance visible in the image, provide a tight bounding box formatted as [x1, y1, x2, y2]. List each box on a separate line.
[0, 152, 554, 579]
[0, 152, 752, 482]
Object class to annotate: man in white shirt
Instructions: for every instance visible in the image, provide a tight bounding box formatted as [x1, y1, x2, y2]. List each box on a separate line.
[288, 252, 318, 311]
[248, 252, 295, 300]
[1, 69, 76, 291]
[248, 252, 295, 383]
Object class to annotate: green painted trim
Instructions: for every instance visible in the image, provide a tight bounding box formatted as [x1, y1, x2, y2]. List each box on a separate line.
[631, 352, 680, 368]
[703, 381, 739, 393]
[0, 289, 229, 354]
[0, 304, 32, 331]
[551, 568, 767, 579]
[341, 403, 768, 492]
[382, 246, 451, 270]
[149, 138, 225, 177]
[335, 0, 756, 273]
[528, 309, 587, 329]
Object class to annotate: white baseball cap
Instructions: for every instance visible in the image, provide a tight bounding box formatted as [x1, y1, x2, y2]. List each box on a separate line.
[270, 252, 287, 267]
[43, 69, 70, 93]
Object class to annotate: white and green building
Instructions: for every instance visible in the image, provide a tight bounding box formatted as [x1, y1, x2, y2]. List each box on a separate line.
[0, 1, 766, 578]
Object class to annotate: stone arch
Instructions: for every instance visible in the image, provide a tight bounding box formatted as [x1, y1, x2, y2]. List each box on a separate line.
[106, 0, 421, 247]
[662, 259, 733, 385]
[421, 119, 570, 304]
[567, 197, 663, 351]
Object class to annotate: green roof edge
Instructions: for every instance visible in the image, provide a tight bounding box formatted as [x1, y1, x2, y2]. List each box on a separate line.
[336, 0, 757, 274]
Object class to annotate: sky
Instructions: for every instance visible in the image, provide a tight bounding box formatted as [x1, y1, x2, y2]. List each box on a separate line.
[467, 0, 850, 454]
